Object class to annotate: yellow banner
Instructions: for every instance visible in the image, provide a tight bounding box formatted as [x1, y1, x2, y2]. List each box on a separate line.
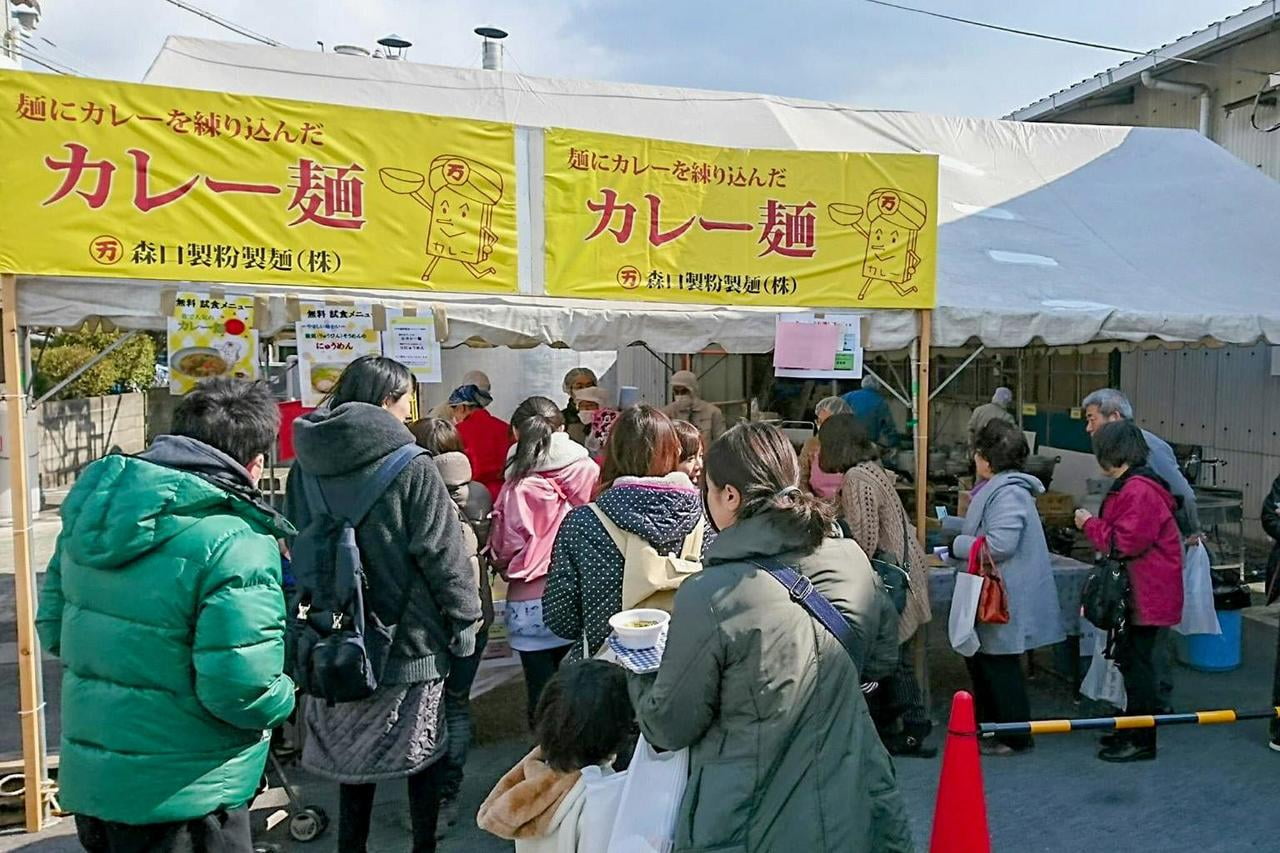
[0, 72, 517, 293]
[545, 129, 937, 308]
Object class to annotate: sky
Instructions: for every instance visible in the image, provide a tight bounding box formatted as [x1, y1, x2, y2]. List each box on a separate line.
[14, 1, 1263, 117]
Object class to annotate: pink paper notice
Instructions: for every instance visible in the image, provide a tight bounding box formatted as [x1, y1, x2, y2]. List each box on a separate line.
[773, 321, 840, 370]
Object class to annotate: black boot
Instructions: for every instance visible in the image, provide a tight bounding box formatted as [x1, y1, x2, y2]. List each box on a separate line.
[1099, 731, 1156, 762]
[886, 721, 937, 758]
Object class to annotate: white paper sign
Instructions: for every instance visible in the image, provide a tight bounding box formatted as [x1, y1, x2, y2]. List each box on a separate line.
[773, 312, 864, 379]
[384, 313, 443, 385]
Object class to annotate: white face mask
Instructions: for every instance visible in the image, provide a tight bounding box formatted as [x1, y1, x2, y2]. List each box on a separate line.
[580, 409, 597, 425]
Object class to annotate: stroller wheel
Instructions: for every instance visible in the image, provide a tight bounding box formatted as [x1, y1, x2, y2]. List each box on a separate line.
[289, 807, 328, 842]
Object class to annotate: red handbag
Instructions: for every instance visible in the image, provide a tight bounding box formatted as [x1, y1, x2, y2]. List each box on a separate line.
[968, 536, 1010, 625]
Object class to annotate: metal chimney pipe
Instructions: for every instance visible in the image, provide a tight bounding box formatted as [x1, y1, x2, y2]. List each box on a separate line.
[475, 27, 508, 72]
[482, 40, 501, 71]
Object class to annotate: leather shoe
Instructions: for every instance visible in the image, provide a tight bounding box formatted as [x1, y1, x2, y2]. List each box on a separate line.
[1098, 731, 1123, 749]
[1098, 742, 1156, 762]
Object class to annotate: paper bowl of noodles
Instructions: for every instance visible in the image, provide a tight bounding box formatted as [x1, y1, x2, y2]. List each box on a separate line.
[170, 347, 231, 380]
[309, 362, 347, 395]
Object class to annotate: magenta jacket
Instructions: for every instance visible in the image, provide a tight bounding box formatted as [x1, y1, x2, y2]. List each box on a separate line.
[1083, 471, 1184, 627]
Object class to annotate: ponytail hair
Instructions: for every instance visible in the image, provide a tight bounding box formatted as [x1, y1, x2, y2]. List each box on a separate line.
[508, 396, 564, 480]
[705, 421, 833, 552]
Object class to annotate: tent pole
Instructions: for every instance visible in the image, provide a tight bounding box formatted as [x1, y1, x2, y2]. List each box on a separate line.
[913, 310, 932, 543]
[2, 274, 49, 832]
[911, 309, 933, 711]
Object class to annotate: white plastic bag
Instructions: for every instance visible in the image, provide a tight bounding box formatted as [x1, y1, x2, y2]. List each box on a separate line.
[1174, 543, 1221, 636]
[1080, 650, 1127, 710]
[579, 765, 629, 853]
[1078, 621, 1107, 658]
[607, 736, 688, 853]
[948, 570, 983, 657]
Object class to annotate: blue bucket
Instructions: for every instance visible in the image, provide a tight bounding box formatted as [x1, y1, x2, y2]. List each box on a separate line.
[1183, 610, 1242, 672]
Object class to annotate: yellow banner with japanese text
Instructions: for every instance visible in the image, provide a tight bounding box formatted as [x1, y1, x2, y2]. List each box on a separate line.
[544, 128, 937, 308]
[0, 71, 517, 293]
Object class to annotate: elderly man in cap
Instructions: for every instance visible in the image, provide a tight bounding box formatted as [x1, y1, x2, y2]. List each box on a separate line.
[969, 387, 1017, 446]
[664, 369, 726, 447]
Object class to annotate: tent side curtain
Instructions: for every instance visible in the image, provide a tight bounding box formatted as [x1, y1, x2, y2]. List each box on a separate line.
[15, 276, 918, 353]
[18, 276, 1280, 353]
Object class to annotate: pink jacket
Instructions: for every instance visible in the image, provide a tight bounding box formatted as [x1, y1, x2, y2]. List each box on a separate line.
[489, 433, 599, 602]
[1083, 473, 1184, 627]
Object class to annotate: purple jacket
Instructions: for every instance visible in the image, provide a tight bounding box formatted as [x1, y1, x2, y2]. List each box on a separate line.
[1084, 472, 1184, 627]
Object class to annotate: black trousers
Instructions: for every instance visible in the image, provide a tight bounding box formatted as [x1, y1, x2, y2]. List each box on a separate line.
[1272, 617, 1280, 741]
[339, 759, 446, 853]
[518, 645, 571, 729]
[965, 652, 1033, 750]
[75, 807, 252, 853]
[1115, 625, 1161, 749]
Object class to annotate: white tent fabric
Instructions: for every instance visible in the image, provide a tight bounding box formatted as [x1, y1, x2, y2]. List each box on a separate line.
[18, 36, 1280, 351]
[18, 276, 913, 352]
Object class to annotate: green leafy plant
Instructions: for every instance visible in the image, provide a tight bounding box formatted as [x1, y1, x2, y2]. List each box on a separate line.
[32, 329, 157, 400]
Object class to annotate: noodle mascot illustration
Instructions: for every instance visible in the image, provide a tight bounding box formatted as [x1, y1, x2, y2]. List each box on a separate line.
[828, 188, 928, 300]
[380, 155, 504, 281]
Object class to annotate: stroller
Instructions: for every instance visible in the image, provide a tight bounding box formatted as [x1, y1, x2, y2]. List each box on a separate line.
[251, 731, 330, 851]
[255, 549, 328, 851]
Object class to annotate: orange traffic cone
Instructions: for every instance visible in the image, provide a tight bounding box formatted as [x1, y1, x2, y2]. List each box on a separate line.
[929, 690, 991, 853]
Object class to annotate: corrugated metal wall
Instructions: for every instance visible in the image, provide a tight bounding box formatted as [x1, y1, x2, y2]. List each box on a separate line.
[1120, 345, 1279, 538]
[1048, 28, 1280, 181]
[613, 345, 669, 407]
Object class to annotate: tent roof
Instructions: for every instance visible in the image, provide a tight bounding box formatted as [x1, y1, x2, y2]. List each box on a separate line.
[18, 36, 1280, 352]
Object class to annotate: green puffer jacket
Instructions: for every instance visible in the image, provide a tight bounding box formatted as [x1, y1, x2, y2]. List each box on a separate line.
[36, 445, 296, 824]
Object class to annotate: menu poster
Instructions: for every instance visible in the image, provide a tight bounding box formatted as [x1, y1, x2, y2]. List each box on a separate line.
[384, 312, 443, 385]
[295, 301, 381, 407]
[167, 291, 258, 395]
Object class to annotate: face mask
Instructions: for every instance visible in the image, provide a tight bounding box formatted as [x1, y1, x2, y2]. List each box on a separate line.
[674, 392, 692, 402]
[580, 409, 597, 425]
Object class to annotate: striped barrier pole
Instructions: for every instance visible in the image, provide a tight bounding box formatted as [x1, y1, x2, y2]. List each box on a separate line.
[979, 706, 1280, 737]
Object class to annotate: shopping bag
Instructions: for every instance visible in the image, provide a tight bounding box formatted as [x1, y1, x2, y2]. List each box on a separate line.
[1078, 621, 1108, 657]
[607, 736, 689, 853]
[1080, 650, 1127, 710]
[1174, 542, 1221, 636]
[949, 569, 984, 657]
[579, 765, 629, 853]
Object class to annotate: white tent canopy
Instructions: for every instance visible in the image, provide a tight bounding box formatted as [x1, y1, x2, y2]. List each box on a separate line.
[17, 36, 1280, 351]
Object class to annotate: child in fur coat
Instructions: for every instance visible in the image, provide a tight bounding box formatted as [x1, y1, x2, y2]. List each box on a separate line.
[478, 661, 633, 852]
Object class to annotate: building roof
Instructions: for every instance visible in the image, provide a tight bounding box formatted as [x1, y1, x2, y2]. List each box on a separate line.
[1006, 2, 1280, 121]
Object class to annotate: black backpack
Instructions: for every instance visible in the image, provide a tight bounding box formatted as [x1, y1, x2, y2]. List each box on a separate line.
[289, 444, 425, 704]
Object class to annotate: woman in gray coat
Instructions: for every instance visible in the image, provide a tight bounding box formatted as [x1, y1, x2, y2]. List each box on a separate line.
[629, 422, 912, 852]
[950, 421, 1065, 756]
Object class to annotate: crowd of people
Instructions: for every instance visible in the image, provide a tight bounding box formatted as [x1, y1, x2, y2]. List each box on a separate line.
[32, 356, 1214, 851]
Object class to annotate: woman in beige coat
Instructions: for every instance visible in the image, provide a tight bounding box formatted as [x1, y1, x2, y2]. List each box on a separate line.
[819, 412, 934, 757]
